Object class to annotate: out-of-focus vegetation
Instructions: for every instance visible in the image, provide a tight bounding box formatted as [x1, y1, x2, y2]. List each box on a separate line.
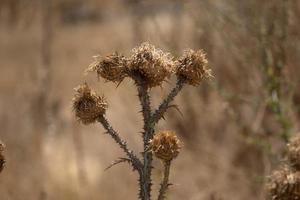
[0, 0, 299, 200]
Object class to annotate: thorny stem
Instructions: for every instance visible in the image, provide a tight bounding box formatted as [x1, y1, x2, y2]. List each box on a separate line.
[132, 73, 184, 200]
[135, 74, 153, 200]
[98, 115, 143, 172]
[157, 160, 171, 200]
[151, 79, 184, 125]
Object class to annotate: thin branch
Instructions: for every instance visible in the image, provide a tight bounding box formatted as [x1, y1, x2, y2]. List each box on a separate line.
[98, 115, 143, 172]
[158, 160, 172, 200]
[151, 79, 184, 125]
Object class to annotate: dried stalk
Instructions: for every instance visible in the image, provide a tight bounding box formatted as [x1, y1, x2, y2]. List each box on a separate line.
[135, 77, 153, 200]
[151, 79, 184, 125]
[158, 161, 171, 200]
[98, 115, 143, 172]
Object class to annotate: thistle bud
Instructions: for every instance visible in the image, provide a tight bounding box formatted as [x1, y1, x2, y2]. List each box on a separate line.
[87, 53, 127, 83]
[287, 134, 300, 170]
[149, 130, 182, 161]
[267, 166, 300, 200]
[0, 141, 5, 173]
[128, 42, 175, 88]
[176, 49, 211, 86]
[73, 83, 107, 124]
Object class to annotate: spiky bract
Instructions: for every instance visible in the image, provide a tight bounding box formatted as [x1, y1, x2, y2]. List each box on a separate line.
[87, 53, 127, 83]
[267, 166, 300, 200]
[287, 134, 300, 170]
[73, 83, 107, 124]
[176, 49, 211, 86]
[128, 42, 175, 88]
[149, 130, 182, 161]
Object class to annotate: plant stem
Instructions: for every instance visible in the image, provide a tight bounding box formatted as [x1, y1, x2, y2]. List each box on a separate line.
[135, 76, 153, 200]
[98, 115, 143, 172]
[158, 160, 171, 200]
[151, 79, 184, 125]
[133, 73, 184, 200]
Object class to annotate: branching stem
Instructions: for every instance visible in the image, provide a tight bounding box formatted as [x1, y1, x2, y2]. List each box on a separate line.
[132, 73, 184, 200]
[151, 79, 184, 125]
[98, 115, 143, 172]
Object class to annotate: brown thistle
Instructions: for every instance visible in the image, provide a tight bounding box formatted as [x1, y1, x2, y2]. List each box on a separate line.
[267, 166, 300, 200]
[72, 83, 107, 124]
[128, 42, 175, 88]
[176, 49, 211, 86]
[73, 42, 211, 200]
[149, 130, 182, 161]
[87, 53, 127, 83]
[287, 134, 300, 170]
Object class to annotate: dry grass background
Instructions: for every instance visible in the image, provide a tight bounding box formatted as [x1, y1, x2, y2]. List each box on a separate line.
[0, 0, 300, 200]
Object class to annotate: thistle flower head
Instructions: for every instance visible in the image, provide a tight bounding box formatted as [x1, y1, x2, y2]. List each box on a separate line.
[72, 83, 107, 124]
[0, 141, 5, 173]
[86, 53, 127, 83]
[176, 49, 211, 85]
[149, 130, 182, 161]
[287, 134, 300, 170]
[267, 166, 300, 200]
[0, 141, 4, 152]
[128, 42, 175, 88]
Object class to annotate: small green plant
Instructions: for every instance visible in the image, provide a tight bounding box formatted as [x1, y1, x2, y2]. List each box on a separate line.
[72, 42, 211, 200]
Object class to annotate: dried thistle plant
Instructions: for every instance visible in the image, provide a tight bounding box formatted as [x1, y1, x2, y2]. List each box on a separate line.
[287, 135, 300, 170]
[267, 134, 300, 200]
[0, 140, 5, 173]
[73, 42, 211, 200]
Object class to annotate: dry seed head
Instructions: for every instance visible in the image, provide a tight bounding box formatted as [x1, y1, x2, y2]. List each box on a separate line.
[128, 42, 175, 88]
[149, 130, 182, 161]
[0, 141, 5, 173]
[0, 154, 4, 173]
[0, 141, 4, 152]
[287, 134, 300, 170]
[72, 83, 107, 124]
[267, 166, 300, 200]
[86, 53, 127, 83]
[176, 49, 211, 85]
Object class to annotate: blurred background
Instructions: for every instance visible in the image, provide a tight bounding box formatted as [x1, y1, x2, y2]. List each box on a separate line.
[0, 0, 299, 199]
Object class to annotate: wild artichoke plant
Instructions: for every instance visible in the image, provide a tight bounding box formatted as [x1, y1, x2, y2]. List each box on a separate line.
[72, 42, 211, 200]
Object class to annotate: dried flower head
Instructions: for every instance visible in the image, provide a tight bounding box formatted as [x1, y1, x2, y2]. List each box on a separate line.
[128, 42, 175, 88]
[287, 134, 300, 170]
[267, 166, 300, 200]
[0, 141, 5, 173]
[176, 49, 211, 85]
[87, 53, 127, 83]
[0, 141, 4, 152]
[73, 83, 107, 124]
[149, 130, 182, 161]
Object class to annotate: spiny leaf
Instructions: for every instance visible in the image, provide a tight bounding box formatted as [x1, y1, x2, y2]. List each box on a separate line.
[115, 79, 124, 88]
[167, 104, 183, 117]
[104, 157, 131, 171]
